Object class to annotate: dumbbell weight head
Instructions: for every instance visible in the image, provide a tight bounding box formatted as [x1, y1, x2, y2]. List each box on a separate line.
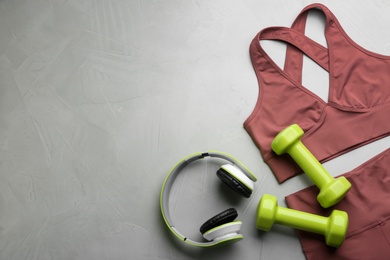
[325, 210, 349, 247]
[271, 124, 304, 155]
[255, 194, 277, 231]
[318, 177, 351, 208]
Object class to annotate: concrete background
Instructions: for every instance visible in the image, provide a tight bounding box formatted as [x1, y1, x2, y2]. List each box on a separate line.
[1, 0, 390, 259]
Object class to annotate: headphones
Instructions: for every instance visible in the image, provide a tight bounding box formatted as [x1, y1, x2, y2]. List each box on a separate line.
[160, 150, 257, 247]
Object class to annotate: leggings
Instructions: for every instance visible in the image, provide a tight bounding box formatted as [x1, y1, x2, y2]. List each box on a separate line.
[286, 148, 390, 259]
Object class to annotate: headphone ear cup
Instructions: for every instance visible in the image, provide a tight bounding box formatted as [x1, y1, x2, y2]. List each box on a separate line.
[199, 208, 238, 234]
[200, 208, 242, 243]
[217, 164, 253, 198]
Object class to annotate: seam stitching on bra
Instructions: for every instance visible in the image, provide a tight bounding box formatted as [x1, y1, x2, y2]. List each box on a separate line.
[328, 100, 390, 112]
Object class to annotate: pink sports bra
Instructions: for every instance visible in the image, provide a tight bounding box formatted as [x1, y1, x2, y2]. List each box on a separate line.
[244, 3, 390, 183]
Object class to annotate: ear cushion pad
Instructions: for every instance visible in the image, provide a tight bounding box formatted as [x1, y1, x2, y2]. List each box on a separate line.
[199, 208, 238, 234]
[217, 168, 252, 198]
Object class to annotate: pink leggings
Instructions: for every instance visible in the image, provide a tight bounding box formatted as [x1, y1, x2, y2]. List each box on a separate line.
[286, 148, 390, 259]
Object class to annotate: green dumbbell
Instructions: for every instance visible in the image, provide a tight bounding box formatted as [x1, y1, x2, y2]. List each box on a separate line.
[256, 194, 348, 247]
[272, 124, 351, 208]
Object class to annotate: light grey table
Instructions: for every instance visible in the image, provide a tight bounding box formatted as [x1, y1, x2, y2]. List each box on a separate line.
[1, 0, 390, 259]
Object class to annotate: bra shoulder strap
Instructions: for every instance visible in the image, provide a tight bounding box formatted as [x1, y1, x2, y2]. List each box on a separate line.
[284, 4, 339, 83]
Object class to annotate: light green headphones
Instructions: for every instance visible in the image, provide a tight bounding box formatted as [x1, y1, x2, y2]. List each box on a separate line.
[160, 151, 257, 247]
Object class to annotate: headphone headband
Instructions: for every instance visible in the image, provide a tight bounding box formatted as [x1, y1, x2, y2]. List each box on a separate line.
[160, 150, 257, 247]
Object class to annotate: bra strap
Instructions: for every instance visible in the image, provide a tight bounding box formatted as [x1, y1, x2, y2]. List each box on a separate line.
[283, 4, 337, 83]
[259, 27, 329, 72]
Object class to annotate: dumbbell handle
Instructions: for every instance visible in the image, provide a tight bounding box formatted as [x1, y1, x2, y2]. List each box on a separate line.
[287, 141, 333, 188]
[276, 207, 329, 235]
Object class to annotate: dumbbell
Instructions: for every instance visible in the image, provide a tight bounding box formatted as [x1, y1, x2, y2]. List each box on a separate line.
[256, 194, 348, 247]
[272, 124, 351, 208]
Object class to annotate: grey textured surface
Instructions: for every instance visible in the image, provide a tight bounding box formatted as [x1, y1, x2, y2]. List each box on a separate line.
[1, 0, 390, 259]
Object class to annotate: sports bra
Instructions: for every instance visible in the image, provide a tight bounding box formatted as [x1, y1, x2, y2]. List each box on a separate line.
[244, 3, 390, 183]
